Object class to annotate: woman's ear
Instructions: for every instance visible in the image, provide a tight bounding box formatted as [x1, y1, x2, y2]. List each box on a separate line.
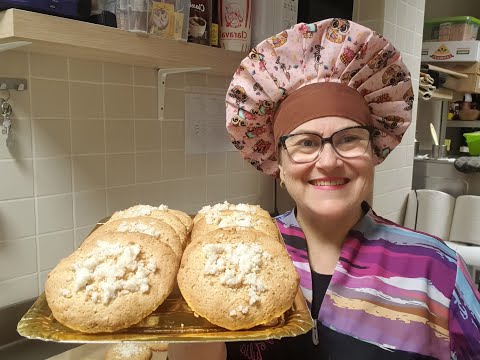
[278, 164, 285, 182]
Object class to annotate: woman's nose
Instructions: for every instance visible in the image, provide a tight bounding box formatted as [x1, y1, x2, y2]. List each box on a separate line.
[314, 143, 342, 170]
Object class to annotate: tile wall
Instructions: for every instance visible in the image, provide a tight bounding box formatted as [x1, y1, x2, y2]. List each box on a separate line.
[354, 0, 425, 222]
[0, 51, 273, 307]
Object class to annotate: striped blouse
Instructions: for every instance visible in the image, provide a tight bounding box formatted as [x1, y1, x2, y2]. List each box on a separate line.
[276, 204, 480, 359]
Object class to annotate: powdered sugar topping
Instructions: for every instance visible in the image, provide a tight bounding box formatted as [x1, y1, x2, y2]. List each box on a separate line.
[202, 243, 271, 316]
[116, 221, 161, 237]
[199, 201, 262, 215]
[70, 240, 157, 304]
[112, 204, 169, 219]
[113, 343, 150, 357]
[205, 211, 258, 228]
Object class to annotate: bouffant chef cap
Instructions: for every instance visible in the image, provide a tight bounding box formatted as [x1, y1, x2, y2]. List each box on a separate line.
[226, 18, 413, 177]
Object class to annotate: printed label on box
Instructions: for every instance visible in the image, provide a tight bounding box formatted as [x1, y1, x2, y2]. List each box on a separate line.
[430, 44, 454, 60]
[457, 48, 471, 55]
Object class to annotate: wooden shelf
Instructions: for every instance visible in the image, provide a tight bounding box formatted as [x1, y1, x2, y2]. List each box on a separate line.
[446, 121, 480, 128]
[0, 9, 245, 75]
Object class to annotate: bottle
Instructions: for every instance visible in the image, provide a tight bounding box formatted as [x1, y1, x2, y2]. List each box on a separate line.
[462, 93, 473, 109]
[219, 0, 252, 52]
[210, 0, 219, 47]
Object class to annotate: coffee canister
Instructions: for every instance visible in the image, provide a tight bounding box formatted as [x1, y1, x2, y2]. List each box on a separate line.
[188, 0, 212, 45]
[219, 0, 252, 52]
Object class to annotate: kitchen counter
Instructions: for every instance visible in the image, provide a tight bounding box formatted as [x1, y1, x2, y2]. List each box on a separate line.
[0, 342, 167, 360]
[46, 344, 167, 360]
[0, 339, 78, 360]
[413, 156, 457, 163]
[413, 156, 480, 196]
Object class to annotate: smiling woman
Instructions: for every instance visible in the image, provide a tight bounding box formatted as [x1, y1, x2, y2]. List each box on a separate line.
[169, 17, 480, 360]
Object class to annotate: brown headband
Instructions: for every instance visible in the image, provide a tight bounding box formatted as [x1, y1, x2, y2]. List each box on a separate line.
[273, 82, 372, 146]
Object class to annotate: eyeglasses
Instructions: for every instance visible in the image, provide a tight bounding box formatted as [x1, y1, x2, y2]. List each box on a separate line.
[279, 126, 373, 164]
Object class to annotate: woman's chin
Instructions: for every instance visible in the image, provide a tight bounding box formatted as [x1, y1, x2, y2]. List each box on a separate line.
[303, 200, 353, 219]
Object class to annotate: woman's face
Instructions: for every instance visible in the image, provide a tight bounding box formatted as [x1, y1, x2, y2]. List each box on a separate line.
[278, 117, 374, 220]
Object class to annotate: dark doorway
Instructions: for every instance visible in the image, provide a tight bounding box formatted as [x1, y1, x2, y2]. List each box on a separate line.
[297, 0, 354, 23]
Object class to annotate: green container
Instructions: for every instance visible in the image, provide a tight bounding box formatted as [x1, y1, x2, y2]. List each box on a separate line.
[424, 16, 480, 41]
[464, 131, 480, 156]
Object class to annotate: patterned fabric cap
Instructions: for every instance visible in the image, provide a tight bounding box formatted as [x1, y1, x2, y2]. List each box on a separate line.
[225, 18, 414, 177]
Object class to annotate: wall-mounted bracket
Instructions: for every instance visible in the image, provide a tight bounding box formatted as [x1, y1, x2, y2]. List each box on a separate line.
[0, 41, 32, 53]
[158, 67, 210, 120]
[0, 78, 28, 91]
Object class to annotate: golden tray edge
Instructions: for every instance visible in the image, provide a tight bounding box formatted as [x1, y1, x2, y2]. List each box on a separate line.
[17, 215, 313, 343]
[17, 288, 312, 343]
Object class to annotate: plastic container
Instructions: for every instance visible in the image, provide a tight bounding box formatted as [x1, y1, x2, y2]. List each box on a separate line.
[129, 0, 149, 33]
[464, 131, 480, 156]
[116, 0, 190, 40]
[424, 16, 480, 42]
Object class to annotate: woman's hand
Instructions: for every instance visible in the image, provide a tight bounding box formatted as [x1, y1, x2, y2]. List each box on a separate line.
[167, 342, 226, 360]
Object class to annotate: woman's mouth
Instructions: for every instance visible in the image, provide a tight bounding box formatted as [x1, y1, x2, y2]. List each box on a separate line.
[308, 178, 349, 188]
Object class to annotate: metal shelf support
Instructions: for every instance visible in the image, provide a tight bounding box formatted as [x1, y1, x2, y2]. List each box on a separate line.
[158, 67, 211, 120]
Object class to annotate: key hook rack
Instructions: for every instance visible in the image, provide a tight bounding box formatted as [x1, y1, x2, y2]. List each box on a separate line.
[0, 78, 28, 93]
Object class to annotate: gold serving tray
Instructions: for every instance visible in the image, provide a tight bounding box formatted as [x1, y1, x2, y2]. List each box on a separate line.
[17, 286, 311, 343]
[17, 216, 313, 343]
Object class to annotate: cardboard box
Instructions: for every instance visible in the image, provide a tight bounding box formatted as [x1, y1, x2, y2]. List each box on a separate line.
[437, 62, 480, 75]
[422, 41, 480, 62]
[443, 73, 480, 93]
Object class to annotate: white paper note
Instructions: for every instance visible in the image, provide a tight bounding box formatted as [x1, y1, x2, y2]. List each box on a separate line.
[185, 88, 236, 154]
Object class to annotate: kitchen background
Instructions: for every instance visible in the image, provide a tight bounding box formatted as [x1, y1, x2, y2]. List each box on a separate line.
[0, 0, 422, 309]
[1, 0, 480, 357]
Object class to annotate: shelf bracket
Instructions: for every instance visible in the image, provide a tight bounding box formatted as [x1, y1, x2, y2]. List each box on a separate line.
[0, 41, 32, 53]
[158, 67, 210, 120]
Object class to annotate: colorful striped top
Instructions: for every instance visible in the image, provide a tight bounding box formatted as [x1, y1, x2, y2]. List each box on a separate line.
[276, 204, 480, 360]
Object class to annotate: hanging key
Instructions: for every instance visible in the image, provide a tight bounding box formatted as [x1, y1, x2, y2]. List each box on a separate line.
[1, 101, 12, 136]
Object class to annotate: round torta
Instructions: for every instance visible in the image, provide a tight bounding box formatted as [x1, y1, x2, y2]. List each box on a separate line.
[86, 217, 183, 262]
[45, 232, 178, 333]
[149, 343, 169, 352]
[167, 209, 193, 234]
[105, 343, 152, 360]
[177, 228, 299, 330]
[109, 205, 188, 247]
[191, 209, 279, 243]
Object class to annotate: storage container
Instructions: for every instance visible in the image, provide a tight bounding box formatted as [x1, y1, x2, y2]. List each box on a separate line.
[116, 0, 190, 40]
[464, 131, 480, 156]
[424, 16, 480, 42]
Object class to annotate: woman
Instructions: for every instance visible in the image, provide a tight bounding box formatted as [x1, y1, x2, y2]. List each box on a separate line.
[169, 18, 480, 359]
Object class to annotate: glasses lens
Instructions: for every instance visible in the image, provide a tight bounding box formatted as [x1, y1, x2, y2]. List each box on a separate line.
[332, 127, 371, 158]
[284, 133, 322, 163]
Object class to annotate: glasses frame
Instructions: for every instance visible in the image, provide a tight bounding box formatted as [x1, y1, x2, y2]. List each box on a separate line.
[279, 125, 374, 164]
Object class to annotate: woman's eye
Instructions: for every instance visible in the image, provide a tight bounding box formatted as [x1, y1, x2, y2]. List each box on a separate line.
[340, 135, 359, 143]
[302, 140, 314, 147]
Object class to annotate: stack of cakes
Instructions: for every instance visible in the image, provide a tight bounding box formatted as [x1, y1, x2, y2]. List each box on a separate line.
[45, 204, 192, 333]
[178, 202, 299, 330]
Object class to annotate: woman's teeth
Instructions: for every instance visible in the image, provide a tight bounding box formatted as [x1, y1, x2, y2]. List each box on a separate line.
[311, 179, 346, 186]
